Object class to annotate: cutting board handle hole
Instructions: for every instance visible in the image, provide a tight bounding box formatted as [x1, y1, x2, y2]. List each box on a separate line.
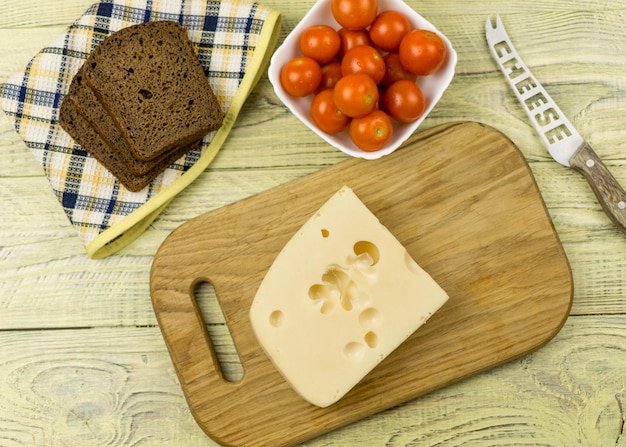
[194, 280, 244, 383]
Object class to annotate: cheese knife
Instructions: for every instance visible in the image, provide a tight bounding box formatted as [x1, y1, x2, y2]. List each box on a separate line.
[486, 14, 626, 234]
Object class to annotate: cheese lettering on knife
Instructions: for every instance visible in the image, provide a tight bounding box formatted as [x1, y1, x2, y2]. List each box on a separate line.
[249, 186, 449, 408]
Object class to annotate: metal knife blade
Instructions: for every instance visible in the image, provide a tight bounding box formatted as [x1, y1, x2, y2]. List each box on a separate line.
[486, 14, 626, 234]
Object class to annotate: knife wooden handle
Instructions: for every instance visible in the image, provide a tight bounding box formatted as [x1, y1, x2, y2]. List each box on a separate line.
[569, 142, 626, 234]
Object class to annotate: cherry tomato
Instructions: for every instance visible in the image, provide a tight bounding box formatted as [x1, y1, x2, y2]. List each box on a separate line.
[349, 109, 393, 152]
[318, 61, 342, 91]
[340, 45, 385, 85]
[337, 28, 373, 59]
[380, 53, 417, 89]
[299, 25, 341, 64]
[331, 0, 378, 31]
[399, 29, 447, 76]
[383, 80, 426, 123]
[369, 10, 412, 53]
[374, 88, 384, 110]
[280, 56, 322, 97]
[333, 73, 379, 118]
[310, 89, 352, 134]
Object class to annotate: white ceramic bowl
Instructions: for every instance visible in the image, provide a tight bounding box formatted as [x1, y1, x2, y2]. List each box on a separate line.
[268, 0, 457, 159]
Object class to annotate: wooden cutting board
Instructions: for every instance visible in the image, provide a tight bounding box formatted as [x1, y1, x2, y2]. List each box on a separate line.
[150, 121, 573, 447]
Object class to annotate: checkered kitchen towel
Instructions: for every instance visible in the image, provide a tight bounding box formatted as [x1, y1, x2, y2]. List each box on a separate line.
[1, 0, 280, 258]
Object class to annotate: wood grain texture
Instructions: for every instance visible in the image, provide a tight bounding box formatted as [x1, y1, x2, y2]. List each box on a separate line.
[1, 318, 625, 446]
[570, 142, 626, 234]
[2, 0, 626, 445]
[150, 122, 573, 446]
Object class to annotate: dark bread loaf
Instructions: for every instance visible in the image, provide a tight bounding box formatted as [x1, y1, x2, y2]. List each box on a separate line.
[57, 20, 223, 191]
[83, 20, 223, 161]
[65, 67, 162, 176]
[59, 98, 200, 192]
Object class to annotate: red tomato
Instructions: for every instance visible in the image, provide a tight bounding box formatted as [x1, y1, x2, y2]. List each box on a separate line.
[333, 73, 379, 118]
[310, 89, 352, 134]
[369, 10, 412, 53]
[337, 28, 372, 59]
[340, 45, 385, 84]
[280, 56, 322, 97]
[399, 29, 447, 75]
[374, 88, 384, 110]
[380, 53, 417, 89]
[318, 61, 342, 91]
[349, 109, 393, 151]
[331, 0, 378, 31]
[383, 80, 426, 123]
[299, 25, 341, 64]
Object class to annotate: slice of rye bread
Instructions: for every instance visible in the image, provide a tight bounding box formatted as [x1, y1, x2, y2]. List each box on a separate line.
[82, 20, 223, 162]
[65, 66, 188, 176]
[59, 98, 200, 192]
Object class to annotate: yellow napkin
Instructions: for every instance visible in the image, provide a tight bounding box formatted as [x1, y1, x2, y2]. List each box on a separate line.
[1, 0, 281, 258]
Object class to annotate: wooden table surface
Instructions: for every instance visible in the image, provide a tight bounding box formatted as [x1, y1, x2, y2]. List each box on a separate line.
[2, 0, 626, 446]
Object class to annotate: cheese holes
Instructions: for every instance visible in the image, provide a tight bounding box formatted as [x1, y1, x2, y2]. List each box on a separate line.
[309, 283, 337, 314]
[404, 250, 422, 274]
[353, 240, 379, 266]
[269, 310, 285, 327]
[308, 242, 381, 316]
[359, 307, 382, 327]
[309, 267, 357, 313]
[364, 331, 378, 348]
[343, 332, 378, 361]
[360, 308, 381, 350]
[344, 342, 366, 361]
[305, 240, 385, 365]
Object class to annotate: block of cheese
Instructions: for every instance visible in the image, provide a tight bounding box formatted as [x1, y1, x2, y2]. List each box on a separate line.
[249, 185, 449, 408]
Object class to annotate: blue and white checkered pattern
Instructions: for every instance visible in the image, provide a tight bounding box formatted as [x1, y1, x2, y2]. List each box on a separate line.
[1, 0, 280, 258]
